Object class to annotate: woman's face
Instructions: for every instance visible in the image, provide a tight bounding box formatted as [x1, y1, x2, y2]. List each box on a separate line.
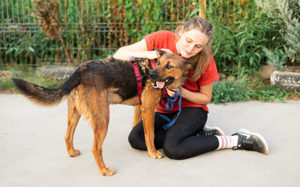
[176, 29, 209, 59]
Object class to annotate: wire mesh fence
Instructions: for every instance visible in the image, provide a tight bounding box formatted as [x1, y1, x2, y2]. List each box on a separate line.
[0, 0, 256, 66]
[1, 0, 197, 65]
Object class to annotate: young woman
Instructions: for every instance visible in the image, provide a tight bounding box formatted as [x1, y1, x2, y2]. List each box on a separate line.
[113, 17, 269, 159]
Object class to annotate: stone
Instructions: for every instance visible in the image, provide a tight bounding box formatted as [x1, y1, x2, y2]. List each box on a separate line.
[270, 71, 300, 91]
[218, 73, 227, 80]
[258, 65, 277, 80]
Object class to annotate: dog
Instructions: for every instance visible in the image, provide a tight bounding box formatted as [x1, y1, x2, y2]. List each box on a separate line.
[13, 48, 191, 176]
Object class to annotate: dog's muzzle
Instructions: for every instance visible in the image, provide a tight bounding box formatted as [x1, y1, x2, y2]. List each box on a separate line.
[149, 70, 174, 89]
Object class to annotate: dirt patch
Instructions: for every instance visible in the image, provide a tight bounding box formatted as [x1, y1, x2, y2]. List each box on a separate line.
[287, 92, 300, 100]
[283, 66, 300, 73]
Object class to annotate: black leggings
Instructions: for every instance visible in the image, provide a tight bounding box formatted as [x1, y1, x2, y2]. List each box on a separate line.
[128, 107, 219, 160]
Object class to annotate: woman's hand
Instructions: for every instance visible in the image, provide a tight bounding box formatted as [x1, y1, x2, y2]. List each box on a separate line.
[160, 48, 173, 54]
[166, 87, 187, 98]
[113, 39, 157, 60]
[166, 83, 213, 105]
[166, 88, 178, 98]
[147, 49, 173, 60]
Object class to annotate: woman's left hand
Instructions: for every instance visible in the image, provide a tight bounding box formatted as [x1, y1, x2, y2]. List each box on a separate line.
[166, 87, 187, 98]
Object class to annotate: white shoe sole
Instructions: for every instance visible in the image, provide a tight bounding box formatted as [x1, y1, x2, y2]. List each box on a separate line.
[238, 128, 269, 155]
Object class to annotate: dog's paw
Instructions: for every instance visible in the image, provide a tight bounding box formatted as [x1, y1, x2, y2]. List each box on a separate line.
[100, 168, 116, 176]
[149, 150, 164, 159]
[68, 149, 81, 157]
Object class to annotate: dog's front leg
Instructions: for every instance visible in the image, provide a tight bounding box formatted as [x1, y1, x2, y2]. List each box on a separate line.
[132, 105, 142, 128]
[141, 84, 164, 159]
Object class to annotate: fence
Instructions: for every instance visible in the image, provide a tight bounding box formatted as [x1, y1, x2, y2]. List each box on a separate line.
[0, 0, 255, 66]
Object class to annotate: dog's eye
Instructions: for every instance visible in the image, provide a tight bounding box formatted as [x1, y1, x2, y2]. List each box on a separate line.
[166, 63, 174, 70]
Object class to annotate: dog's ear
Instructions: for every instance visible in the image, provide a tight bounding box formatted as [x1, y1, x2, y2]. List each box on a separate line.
[153, 47, 166, 57]
[185, 61, 193, 71]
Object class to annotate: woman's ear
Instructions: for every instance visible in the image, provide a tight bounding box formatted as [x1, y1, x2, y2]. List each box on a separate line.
[178, 28, 184, 37]
[153, 47, 166, 57]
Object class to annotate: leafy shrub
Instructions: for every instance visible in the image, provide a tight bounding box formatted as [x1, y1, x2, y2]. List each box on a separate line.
[255, 0, 300, 68]
[212, 79, 254, 104]
[212, 77, 292, 104]
[206, 1, 280, 76]
[254, 86, 290, 102]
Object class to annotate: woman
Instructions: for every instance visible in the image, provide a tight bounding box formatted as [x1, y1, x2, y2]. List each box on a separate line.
[113, 17, 269, 159]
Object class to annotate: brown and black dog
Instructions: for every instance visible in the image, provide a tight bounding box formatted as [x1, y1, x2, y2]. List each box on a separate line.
[13, 49, 191, 176]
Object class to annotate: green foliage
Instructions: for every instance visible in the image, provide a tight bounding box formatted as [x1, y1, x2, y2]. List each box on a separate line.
[123, 0, 165, 41]
[262, 48, 286, 69]
[2, 0, 287, 71]
[2, 0, 299, 103]
[1, 0, 199, 65]
[212, 79, 254, 104]
[212, 77, 293, 104]
[254, 85, 290, 102]
[206, 1, 280, 76]
[255, 0, 300, 68]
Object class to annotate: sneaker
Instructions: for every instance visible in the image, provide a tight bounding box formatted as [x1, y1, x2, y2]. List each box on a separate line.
[197, 126, 225, 136]
[232, 129, 269, 154]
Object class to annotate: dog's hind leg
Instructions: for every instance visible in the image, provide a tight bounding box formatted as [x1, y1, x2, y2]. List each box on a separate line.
[65, 94, 81, 157]
[88, 88, 116, 176]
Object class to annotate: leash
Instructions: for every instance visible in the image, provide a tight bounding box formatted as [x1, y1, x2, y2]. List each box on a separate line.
[131, 59, 182, 129]
[156, 88, 182, 130]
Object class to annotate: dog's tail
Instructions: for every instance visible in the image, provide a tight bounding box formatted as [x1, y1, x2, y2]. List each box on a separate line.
[13, 70, 81, 106]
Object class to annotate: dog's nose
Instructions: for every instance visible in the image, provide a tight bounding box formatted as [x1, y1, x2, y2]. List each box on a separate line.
[149, 70, 158, 80]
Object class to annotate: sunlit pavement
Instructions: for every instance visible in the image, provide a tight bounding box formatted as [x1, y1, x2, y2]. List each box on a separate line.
[1, 94, 300, 186]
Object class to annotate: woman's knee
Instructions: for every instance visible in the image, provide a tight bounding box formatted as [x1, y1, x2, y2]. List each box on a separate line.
[128, 129, 147, 150]
[163, 141, 185, 160]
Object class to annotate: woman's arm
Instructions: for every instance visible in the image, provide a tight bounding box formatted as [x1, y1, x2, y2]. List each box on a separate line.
[166, 83, 213, 105]
[113, 39, 157, 60]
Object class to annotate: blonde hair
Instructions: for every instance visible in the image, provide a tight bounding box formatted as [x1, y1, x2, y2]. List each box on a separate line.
[175, 17, 213, 81]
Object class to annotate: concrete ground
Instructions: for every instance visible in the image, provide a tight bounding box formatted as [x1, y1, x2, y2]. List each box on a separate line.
[1, 94, 300, 187]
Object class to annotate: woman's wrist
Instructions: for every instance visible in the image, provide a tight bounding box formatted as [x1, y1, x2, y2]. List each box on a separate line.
[180, 87, 186, 97]
[132, 51, 157, 59]
[147, 51, 158, 59]
[180, 87, 211, 105]
[114, 48, 158, 60]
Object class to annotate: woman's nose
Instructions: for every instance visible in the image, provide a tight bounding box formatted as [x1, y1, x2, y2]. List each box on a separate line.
[187, 44, 194, 52]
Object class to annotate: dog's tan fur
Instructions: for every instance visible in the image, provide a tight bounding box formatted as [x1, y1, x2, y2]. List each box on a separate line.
[13, 49, 191, 176]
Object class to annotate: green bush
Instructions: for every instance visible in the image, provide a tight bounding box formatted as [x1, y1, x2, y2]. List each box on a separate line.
[212, 79, 254, 104]
[206, 1, 280, 76]
[212, 77, 293, 104]
[254, 86, 290, 102]
[255, 0, 300, 68]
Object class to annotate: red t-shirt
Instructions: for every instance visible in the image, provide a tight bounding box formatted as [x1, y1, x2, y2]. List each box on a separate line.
[144, 30, 219, 113]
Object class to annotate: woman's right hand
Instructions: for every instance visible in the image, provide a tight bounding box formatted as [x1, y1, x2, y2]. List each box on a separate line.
[146, 51, 159, 59]
[159, 48, 173, 54]
[113, 39, 174, 60]
[114, 39, 156, 60]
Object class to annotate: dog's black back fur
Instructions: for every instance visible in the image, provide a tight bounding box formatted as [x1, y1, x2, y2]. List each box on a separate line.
[80, 58, 138, 100]
[13, 57, 146, 105]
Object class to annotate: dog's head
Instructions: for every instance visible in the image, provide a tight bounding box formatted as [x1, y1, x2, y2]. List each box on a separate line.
[150, 48, 192, 90]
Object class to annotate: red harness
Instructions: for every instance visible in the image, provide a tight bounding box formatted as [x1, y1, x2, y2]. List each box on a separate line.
[131, 60, 156, 104]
